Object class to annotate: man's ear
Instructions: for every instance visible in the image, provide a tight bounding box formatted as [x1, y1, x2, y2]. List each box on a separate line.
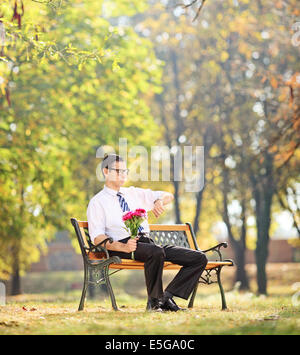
[103, 167, 109, 177]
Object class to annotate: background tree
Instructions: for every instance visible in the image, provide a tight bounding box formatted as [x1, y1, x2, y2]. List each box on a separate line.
[137, 0, 299, 293]
[0, 0, 163, 294]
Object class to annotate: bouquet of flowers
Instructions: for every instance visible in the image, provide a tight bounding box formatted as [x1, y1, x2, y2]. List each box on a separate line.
[122, 208, 147, 260]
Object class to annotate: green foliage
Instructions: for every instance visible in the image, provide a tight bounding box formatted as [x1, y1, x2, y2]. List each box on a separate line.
[0, 0, 163, 283]
[140, 0, 299, 241]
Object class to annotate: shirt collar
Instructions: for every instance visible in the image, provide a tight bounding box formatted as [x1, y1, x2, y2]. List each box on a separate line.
[103, 185, 124, 197]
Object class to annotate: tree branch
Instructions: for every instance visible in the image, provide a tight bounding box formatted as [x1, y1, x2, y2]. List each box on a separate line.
[176, 0, 207, 21]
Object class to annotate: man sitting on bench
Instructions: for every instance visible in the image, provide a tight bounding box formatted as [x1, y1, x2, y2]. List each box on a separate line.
[86, 153, 208, 312]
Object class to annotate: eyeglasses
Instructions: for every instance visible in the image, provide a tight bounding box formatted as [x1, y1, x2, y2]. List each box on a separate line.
[108, 168, 130, 175]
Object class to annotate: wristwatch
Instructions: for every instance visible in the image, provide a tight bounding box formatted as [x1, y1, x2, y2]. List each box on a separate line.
[154, 198, 163, 204]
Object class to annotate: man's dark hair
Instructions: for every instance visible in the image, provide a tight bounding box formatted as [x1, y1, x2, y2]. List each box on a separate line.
[101, 153, 124, 178]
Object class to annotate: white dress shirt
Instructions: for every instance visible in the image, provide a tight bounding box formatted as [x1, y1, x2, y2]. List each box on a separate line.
[86, 185, 165, 243]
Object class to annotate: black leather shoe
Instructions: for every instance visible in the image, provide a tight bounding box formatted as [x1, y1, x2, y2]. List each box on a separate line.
[146, 298, 163, 312]
[160, 298, 187, 312]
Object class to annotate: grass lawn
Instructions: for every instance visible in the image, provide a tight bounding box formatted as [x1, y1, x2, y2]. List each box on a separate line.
[0, 263, 299, 335]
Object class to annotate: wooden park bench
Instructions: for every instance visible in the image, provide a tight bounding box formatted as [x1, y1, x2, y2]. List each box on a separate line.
[70, 218, 234, 311]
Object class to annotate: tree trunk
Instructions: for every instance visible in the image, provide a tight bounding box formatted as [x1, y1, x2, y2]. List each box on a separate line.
[11, 268, 21, 296]
[155, 84, 182, 224]
[254, 193, 273, 295]
[220, 130, 250, 290]
[255, 242, 268, 295]
[232, 242, 249, 290]
[173, 179, 181, 224]
[237, 198, 250, 290]
[225, 212, 250, 290]
[170, 50, 183, 224]
[10, 245, 21, 295]
[193, 189, 204, 236]
[252, 153, 274, 295]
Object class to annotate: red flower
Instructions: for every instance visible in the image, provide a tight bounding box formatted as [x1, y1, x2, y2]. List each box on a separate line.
[132, 209, 146, 218]
[122, 209, 147, 221]
[122, 211, 134, 221]
[121, 208, 147, 260]
[135, 208, 146, 215]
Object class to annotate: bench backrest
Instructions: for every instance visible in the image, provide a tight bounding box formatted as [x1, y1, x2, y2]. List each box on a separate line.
[70, 218, 199, 258]
[149, 224, 198, 250]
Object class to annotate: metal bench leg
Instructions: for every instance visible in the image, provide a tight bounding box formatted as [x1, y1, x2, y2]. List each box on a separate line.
[188, 283, 199, 308]
[104, 266, 119, 311]
[78, 263, 89, 311]
[216, 267, 227, 310]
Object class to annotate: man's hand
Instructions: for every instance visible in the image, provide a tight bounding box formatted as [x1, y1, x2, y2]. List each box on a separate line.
[123, 237, 139, 253]
[94, 234, 139, 253]
[152, 199, 165, 218]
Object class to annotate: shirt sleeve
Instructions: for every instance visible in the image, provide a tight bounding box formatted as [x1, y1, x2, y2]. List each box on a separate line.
[86, 198, 106, 244]
[133, 187, 165, 211]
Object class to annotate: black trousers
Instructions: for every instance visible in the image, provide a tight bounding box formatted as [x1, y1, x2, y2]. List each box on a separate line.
[108, 235, 208, 300]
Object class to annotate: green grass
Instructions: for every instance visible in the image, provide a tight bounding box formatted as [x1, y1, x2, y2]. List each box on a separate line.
[0, 264, 300, 335]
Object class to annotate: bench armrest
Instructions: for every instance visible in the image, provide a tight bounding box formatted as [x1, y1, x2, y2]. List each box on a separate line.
[86, 237, 114, 259]
[202, 242, 228, 261]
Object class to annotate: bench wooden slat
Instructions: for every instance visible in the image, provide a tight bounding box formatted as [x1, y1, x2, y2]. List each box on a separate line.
[88, 257, 233, 270]
[149, 224, 190, 231]
[77, 221, 88, 228]
[79, 226, 90, 249]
